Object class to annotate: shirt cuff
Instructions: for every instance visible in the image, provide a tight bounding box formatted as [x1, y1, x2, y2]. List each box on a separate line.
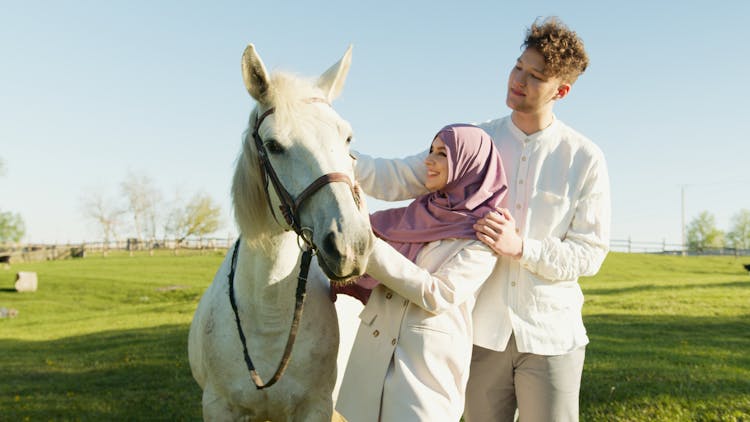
[520, 237, 542, 266]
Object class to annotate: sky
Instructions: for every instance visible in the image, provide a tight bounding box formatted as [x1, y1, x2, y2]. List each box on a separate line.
[2, 0, 749, 249]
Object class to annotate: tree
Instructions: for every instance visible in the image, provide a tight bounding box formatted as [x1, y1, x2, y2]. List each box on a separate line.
[161, 188, 185, 242]
[726, 209, 750, 250]
[0, 159, 25, 244]
[169, 192, 223, 243]
[80, 189, 125, 246]
[0, 211, 25, 243]
[687, 211, 724, 251]
[121, 172, 162, 242]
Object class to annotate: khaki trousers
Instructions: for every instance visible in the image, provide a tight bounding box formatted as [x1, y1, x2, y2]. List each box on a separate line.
[464, 335, 586, 422]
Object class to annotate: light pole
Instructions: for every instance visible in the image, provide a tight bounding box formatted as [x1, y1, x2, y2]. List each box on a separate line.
[681, 185, 687, 256]
[680, 185, 688, 256]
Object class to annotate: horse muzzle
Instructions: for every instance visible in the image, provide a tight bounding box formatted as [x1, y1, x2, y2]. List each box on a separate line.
[315, 229, 373, 283]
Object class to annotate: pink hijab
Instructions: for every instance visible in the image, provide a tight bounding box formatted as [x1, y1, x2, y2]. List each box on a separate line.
[337, 124, 507, 302]
[371, 123, 507, 261]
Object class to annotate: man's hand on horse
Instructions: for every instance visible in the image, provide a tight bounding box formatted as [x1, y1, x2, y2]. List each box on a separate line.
[474, 209, 524, 259]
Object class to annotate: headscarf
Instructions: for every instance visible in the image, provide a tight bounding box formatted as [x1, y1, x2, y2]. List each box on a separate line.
[345, 123, 507, 298]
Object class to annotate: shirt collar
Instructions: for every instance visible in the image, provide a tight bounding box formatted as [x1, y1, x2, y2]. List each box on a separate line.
[508, 115, 560, 145]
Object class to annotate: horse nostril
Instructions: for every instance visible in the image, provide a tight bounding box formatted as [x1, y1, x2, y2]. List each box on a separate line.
[323, 232, 344, 261]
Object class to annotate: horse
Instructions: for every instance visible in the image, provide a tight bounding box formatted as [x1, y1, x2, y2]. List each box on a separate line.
[188, 44, 373, 421]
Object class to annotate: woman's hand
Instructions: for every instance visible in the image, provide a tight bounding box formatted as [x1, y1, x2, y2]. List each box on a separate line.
[473, 209, 524, 259]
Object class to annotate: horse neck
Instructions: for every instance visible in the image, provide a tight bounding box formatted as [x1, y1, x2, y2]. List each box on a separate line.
[233, 232, 303, 329]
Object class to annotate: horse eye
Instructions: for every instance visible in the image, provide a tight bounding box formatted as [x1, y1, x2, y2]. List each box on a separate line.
[346, 136, 353, 145]
[264, 139, 284, 154]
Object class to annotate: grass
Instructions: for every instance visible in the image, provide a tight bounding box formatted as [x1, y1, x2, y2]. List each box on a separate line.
[580, 253, 750, 421]
[0, 250, 221, 421]
[1, 251, 749, 420]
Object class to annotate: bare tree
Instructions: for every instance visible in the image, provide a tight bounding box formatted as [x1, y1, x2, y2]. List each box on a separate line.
[161, 187, 185, 243]
[80, 189, 125, 247]
[170, 192, 223, 244]
[121, 172, 162, 243]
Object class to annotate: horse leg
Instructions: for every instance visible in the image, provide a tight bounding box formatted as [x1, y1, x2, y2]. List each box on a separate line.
[292, 396, 335, 422]
[202, 383, 246, 422]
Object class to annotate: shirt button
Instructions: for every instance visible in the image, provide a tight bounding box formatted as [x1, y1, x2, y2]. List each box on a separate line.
[518, 179, 524, 185]
[521, 156, 527, 161]
[385, 292, 393, 299]
[373, 330, 380, 337]
[391, 339, 397, 346]
[515, 228, 520, 234]
[515, 204, 522, 210]
[511, 281, 517, 287]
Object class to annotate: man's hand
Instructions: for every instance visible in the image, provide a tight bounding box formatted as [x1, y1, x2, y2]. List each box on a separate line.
[473, 209, 524, 259]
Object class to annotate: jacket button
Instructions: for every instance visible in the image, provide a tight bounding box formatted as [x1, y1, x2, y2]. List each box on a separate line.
[372, 330, 380, 337]
[385, 292, 393, 299]
[391, 339, 397, 345]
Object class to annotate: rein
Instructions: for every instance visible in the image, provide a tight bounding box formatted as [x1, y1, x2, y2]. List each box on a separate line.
[228, 98, 360, 390]
[227, 237, 312, 390]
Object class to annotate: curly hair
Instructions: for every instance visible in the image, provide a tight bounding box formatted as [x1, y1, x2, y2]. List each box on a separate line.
[523, 17, 589, 83]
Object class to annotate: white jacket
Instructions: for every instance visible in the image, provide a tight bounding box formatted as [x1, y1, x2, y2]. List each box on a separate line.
[354, 116, 611, 355]
[336, 238, 496, 421]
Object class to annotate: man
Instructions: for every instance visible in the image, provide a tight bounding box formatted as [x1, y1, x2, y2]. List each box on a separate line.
[352, 17, 610, 421]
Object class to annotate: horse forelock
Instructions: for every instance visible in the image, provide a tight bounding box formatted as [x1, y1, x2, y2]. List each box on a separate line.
[264, 73, 327, 129]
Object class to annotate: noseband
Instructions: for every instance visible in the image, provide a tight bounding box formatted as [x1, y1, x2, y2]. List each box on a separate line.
[229, 98, 362, 390]
[252, 98, 361, 249]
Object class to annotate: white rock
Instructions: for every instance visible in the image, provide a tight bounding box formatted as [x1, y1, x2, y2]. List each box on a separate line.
[15, 271, 38, 292]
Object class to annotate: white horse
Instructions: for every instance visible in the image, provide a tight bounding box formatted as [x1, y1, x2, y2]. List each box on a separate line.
[188, 44, 372, 421]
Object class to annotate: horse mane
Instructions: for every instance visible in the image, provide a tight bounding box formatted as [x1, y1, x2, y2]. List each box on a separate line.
[231, 72, 325, 243]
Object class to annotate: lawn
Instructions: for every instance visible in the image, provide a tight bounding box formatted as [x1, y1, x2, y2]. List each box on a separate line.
[1, 251, 748, 421]
[580, 254, 750, 421]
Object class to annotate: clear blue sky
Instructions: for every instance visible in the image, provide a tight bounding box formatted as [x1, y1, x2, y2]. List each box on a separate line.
[2, 1, 749, 247]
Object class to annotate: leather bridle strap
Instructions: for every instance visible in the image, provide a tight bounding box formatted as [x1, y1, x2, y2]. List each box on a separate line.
[228, 98, 361, 390]
[251, 99, 360, 240]
[294, 172, 356, 212]
[227, 237, 311, 390]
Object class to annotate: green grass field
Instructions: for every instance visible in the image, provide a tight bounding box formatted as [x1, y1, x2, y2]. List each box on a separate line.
[1, 251, 748, 421]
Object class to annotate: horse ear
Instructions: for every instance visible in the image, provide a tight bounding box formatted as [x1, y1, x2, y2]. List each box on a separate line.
[318, 45, 352, 102]
[242, 44, 270, 102]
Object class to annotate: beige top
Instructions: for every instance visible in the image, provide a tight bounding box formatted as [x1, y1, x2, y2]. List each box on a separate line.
[336, 237, 496, 422]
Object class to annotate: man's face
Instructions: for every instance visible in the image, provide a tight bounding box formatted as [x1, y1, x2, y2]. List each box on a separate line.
[506, 48, 565, 114]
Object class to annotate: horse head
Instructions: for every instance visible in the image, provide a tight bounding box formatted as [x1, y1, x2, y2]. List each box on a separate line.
[232, 44, 373, 283]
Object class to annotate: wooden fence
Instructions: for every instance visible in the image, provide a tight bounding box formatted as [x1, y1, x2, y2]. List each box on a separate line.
[2, 237, 748, 265]
[609, 238, 750, 256]
[0, 237, 236, 264]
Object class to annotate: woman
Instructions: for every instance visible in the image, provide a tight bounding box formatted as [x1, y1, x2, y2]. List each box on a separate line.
[335, 124, 508, 421]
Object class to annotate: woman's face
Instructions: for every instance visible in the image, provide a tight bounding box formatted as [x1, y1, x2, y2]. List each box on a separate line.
[424, 136, 449, 192]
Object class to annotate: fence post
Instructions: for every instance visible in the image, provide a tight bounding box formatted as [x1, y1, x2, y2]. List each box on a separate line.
[627, 236, 631, 253]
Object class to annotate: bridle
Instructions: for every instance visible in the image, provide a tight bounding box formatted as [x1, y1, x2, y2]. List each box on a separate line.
[228, 98, 361, 390]
[253, 97, 360, 241]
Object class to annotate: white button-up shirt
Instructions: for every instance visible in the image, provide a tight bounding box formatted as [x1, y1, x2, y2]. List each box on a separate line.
[354, 115, 611, 355]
